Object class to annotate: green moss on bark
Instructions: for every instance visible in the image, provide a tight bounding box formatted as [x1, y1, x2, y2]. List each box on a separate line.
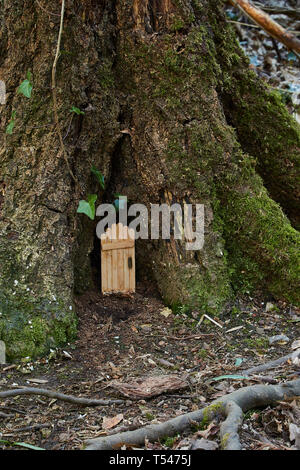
[0, 287, 77, 360]
[115, 9, 299, 309]
[208, 5, 300, 229]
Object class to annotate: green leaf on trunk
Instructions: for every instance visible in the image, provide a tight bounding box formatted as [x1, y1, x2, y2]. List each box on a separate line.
[17, 72, 33, 98]
[6, 111, 16, 134]
[77, 194, 97, 220]
[91, 165, 105, 189]
[70, 106, 85, 115]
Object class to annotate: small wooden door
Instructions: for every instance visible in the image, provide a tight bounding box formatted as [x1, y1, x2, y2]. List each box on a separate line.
[101, 223, 135, 294]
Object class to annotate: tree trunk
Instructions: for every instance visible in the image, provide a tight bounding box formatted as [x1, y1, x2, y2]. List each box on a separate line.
[0, 0, 299, 359]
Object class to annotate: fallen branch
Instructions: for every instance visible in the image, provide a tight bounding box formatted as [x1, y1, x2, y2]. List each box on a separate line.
[0, 411, 13, 418]
[254, 2, 300, 19]
[85, 379, 300, 450]
[242, 349, 300, 376]
[7, 423, 51, 433]
[0, 387, 123, 406]
[230, 0, 300, 54]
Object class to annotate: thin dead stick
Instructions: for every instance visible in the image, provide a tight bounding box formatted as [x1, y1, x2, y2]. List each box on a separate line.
[51, 0, 76, 182]
[228, 20, 300, 34]
[35, 0, 61, 17]
[7, 423, 52, 433]
[0, 411, 13, 418]
[197, 314, 223, 329]
[253, 3, 300, 19]
[0, 387, 123, 406]
[230, 0, 300, 55]
[143, 333, 214, 340]
[251, 375, 277, 384]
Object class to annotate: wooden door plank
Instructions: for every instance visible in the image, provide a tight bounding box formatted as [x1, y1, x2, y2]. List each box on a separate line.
[101, 223, 135, 294]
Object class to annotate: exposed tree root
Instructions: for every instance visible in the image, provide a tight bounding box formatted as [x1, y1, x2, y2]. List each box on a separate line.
[242, 349, 300, 376]
[219, 401, 243, 450]
[0, 387, 123, 406]
[85, 379, 300, 450]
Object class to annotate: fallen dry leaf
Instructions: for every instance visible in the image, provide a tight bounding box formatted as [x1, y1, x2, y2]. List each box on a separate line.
[196, 421, 219, 439]
[103, 413, 124, 430]
[160, 307, 172, 318]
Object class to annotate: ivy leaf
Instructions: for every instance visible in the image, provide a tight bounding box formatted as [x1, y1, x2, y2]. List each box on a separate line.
[17, 73, 33, 98]
[6, 111, 16, 135]
[288, 52, 297, 62]
[225, 10, 238, 20]
[70, 106, 85, 115]
[6, 120, 15, 135]
[91, 165, 105, 190]
[77, 194, 97, 220]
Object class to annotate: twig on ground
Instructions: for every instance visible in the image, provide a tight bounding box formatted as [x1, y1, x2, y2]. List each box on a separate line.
[227, 20, 300, 35]
[250, 375, 278, 384]
[0, 387, 123, 406]
[35, 0, 61, 17]
[143, 333, 214, 340]
[0, 411, 13, 418]
[253, 2, 300, 19]
[8, 423, 52, 433]
[197, 314, 223, 329]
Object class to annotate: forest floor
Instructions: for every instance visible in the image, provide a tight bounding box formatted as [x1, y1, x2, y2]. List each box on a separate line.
[0, 283, 299, 451]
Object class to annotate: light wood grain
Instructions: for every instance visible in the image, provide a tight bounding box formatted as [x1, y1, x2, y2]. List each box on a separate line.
[101, 223, 135, 294]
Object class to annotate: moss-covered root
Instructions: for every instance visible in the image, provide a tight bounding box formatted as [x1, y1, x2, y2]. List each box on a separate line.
[218, 162, 300, 305]
[222, 80, 300, 231]
[84, 379, 300, 450]
[219, 401, 243, 450]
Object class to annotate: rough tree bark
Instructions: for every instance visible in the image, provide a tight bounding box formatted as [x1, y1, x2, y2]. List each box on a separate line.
[0, 0, 299, 359]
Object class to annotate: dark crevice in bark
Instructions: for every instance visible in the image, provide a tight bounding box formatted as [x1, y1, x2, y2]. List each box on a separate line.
[40, 204, 63, 214]
[90, 232, 101, 289]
